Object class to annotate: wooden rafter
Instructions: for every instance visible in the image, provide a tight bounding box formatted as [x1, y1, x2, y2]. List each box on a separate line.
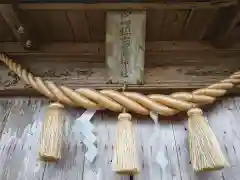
[204, 4, 240, 48]
[0, 4, 37, 49]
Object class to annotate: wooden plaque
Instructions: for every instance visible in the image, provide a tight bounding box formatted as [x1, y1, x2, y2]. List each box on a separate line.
[106, 11, 146, 85]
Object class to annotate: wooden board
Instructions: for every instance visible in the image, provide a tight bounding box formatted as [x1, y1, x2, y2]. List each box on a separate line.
[0, 98, 46, 180]
[1, 41, 240, 94]
[183, 9, 216, 40]
[66, 11, 90, 42]
[0, 6, 235, 43]
[106, 11, 146, 84]
[146, 10, 165, 41]
[0, 14, 15, 42]
[0, 98, 239, 179]
[0, 99, 13, 137]
[86, 10, 105, 41]
[160, 10, 190, 40]
[204, 5, 240, 47]
[25, 10, 74, 42]
[0, 61, 239, 94]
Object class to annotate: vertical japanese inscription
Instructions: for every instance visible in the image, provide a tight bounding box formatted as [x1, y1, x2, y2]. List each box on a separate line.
[106, 11, 145, 84]
[120, 12, 132, 78]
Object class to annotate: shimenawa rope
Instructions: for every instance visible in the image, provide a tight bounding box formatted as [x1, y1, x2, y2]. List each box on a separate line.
[0, 53, 236, 173]
[0, 53, 239, 116]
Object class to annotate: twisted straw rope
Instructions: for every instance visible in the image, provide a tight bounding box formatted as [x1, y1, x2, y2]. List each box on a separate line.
[1, 53, 240, 116]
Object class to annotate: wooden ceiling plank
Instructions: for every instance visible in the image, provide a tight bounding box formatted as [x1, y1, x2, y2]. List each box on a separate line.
[204, 5, 240, 48]
[27, 10, 74, 42]
[66, 11, 90, 42]
[160, 9, 190, 40]
[46, 11, 74, 41]
[146, 10, 165, 41]
[224, 11, 240, 38]
[0, 14, 15, 42]
[0, 4, 37, 49]
[86, 10, 105, 41]
[183, 8, 217, 40]
[25, 10, 52, 42]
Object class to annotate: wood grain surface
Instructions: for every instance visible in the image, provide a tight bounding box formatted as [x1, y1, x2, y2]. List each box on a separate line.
[0, 97, 239, 179]
[2, 6, 239, 43]
[1, 41, 240, 95]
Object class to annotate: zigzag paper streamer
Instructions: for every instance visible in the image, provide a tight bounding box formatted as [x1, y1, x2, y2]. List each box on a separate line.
[76, 109, 98, 163]
[149, 112, 168, 170]
[76, 110, 102, 180]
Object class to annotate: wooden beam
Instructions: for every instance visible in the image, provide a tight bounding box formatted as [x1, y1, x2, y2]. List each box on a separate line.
[1, 42, 105, 56]
[106, 11, 146, 85]
[224, 10, 240, 35]
[18, 1, 237, 10]
[204, 5, 240, 48]
[0, 59, 239, 95]
[1, 41, 240, 56]
[0, 41, 240, 95]
[0, 4, 37, 49]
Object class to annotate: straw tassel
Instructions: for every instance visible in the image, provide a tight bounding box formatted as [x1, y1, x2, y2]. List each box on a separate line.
[112, 112, 140, 175]
[187, 108, 229, 172]
[39, 102, 65, 162]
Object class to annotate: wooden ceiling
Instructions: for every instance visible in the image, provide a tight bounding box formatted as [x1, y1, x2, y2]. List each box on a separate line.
[0, 1, 239, 45]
